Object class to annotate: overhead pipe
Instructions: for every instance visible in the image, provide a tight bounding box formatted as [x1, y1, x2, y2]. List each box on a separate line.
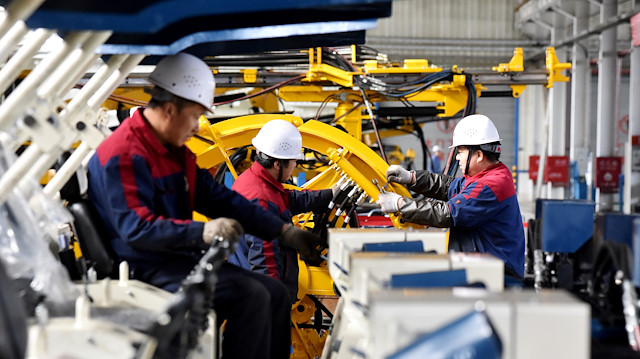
[526, 4, 640, 61]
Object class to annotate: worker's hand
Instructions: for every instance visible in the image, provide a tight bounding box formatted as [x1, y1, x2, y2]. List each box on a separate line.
[386, 165, 415, 185]
[376, 192, 403, 213]
[280, 225, 324, 266]
[203, 218, 244, 245]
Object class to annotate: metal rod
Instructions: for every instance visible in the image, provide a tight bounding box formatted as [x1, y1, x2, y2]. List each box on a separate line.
[87, 54, 145, 110]
[0, 0, 45, 40]
[0, 31, 91, 131]
[61, 54, 129, 119]
[0, 28, 52, 95]
[0, 143, 42, 205]
[24, 151, 55, 185]
[0, 20, 28, 65]
[37, 31, 112, 101]
[359, 88, 387, 162]
[43, 143, 91, 197]
[41, 55, 141, 196]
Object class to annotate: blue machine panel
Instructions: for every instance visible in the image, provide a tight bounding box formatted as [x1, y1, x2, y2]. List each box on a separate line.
[538, 199, 595, 253]
[390, 269, 467, 289]
[387, 310, 502, 359]
[595, 212, 640, 249]
[362, 240, 424, 253]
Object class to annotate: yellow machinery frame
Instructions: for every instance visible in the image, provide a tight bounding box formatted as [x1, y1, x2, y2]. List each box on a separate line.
[187, 113, 422, 358]
[99, 46, 570, 359]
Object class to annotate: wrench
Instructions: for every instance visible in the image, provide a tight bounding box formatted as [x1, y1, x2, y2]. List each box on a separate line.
[372, 179, 390, 193]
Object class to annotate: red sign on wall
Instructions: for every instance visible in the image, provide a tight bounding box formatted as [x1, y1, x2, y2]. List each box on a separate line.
[595, 157, 622, 193]
[632, 13, 640, 47]
[529, 155, 570, 186]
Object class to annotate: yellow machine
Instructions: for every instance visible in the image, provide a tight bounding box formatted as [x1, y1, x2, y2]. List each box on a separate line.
[186, 114, 419, 358]
[101, 45, 571, 359]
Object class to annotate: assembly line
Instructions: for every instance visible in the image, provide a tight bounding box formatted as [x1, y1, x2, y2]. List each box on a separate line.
[0, 1, 639, 359]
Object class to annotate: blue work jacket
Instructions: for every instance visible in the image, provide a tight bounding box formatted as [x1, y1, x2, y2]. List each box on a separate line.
[87, 109, 285, 288]
[446, 163, 525, 277]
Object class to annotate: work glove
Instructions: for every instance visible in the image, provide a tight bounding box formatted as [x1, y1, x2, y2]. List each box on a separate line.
[203, 218, 244, 245]
[386, 165, 415, 185]
[280, 225, 324, 266]
[376, 192, 403, 213]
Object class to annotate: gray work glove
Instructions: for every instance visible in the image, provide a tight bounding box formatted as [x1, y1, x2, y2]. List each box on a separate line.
[280, 225, 324, 266]
[203, 218, 244, 245]
[376, 192, 403, 213]
[386, 165, 415, 185]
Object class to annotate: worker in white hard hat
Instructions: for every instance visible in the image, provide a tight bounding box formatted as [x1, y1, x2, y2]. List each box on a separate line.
[87, 53, 318, 359]
[377, 114, 525, 280]
[228, 119, 335, 303]
[429, 144, 443, 173]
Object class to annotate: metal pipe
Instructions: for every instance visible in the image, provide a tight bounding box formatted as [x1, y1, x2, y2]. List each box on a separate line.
[366, 36, 544, 48]
[0, 20, 28, 65]
[0, 28, 52, 95]
[514, 97, 519, 193]
[570, 0, 590, 198]
[43, 143, 91, 197]
[0, 31, 91, 131]
[87, 54, 145, 110]
[535, 92, 549, 199]
[62, 54, 129, 118]
[547, 11, 567, 199]
[18, 54, 141, 200]
[596, 0, 618, 211]
[0, 0, 45, 40]
[554, 6, 640, 50]
[40, 55, 140, 197]
[625, 41, 640, 213]
[24, 151, 55, 185]
[37, 31, 112, 102]
[0, 143, 42, 205]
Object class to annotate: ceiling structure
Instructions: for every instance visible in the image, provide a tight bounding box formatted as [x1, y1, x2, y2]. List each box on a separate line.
[0, 0, 393, 61]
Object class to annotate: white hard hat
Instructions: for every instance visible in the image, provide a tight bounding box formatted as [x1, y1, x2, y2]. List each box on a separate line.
[252, 120, 305, 160]
[450, 114, 502, 152]
[432, 145, 441, 152]
[148, 52, 215, 109]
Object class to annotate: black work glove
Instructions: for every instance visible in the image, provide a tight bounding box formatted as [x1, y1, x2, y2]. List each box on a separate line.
[280, 225, 324, 266]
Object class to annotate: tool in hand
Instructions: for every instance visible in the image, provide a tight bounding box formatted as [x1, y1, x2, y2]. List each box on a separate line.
[372, 178, 390, 193]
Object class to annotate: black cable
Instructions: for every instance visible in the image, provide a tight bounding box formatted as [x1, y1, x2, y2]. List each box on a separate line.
[412, 121, 429, 171]
[328, 186, 359, 228]
[213, 145, 253, 184]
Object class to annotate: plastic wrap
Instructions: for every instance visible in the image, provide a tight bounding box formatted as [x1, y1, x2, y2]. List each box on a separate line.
[0, 141, 78, 307]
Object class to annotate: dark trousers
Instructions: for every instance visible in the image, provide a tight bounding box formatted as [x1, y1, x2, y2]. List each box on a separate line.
[214, 262, 291, 359]
[144, 261, 291, 359]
